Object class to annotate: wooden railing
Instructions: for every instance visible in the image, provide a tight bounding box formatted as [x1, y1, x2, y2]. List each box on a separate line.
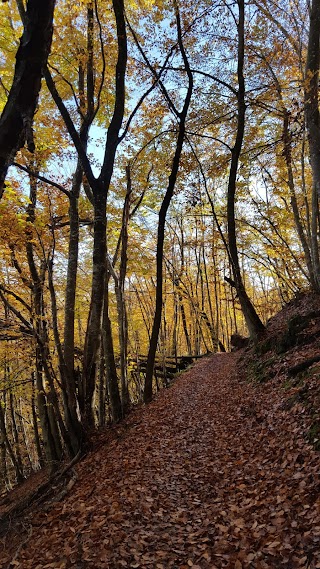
[129, 354, 207, 384]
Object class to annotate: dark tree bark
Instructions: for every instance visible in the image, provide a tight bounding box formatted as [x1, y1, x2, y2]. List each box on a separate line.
[226, 0, 265, 342]
[60, 5, 96, 452]
[0, 0, 56, 196]
[0, 403, 23, 484]
[305, 0, 320, 193]
[107, 165, 132, 414]
[81, 0, 127, 427]
[102, 283, 122, 423]
[31, 372, 44, 467]
[60, 179, 84, 453]
[179, 294, 192, 355]
[305, 0, 320, 286]
[25, 170, 65, 463]
[44, 0, 127, 429]
[9, 391, 23, 475]
[144, 5, 193, 403]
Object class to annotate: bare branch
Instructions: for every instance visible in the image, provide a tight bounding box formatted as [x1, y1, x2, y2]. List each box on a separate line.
[13, 162, 71, 198]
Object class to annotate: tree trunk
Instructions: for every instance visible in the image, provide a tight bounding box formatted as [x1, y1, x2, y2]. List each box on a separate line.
[262, 52, 318, 291]
[102, 284, 122, 423]
[35, 349, 60, 465]
[82, 190, 107, 426]
[0, 400, 24, 484]
[60, 169, 84, 453]
[9, 391, 23, 475]
[0, 0, 56, 195]
[179, 294, 192, 355]
[81, 0, 127, 426]
[311, 189, 320, 283]
[305, 0, 320, 285]
[31, 372, 44, 467]
[26, 172, 63, 463]
[226, 0, 265, 342]
[117, 166, 132, 412]
[144, 6, 193, 403]
[61, 6, 95, 450]
[305, 0, 320, 197]
[98, 343, 106, 427]
[282, 111, 318, 290]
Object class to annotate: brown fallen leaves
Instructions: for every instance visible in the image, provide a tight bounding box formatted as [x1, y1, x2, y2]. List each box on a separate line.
[1, 352, 320, 568]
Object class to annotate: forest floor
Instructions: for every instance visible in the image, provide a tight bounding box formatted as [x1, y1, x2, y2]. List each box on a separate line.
[1, 293, 320, 568]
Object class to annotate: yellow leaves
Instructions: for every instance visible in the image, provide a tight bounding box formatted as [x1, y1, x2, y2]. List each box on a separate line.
[129, 0, 157, 10]
[61, 0, 88, 17]
[1, 182, 18, 201]
[0, 178, 63, 261]
[0, 186, 28, 247]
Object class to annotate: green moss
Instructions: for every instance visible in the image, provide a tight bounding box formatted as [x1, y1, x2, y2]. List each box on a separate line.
[255, 337, 276, 356]
[307, 421, 320, 451]
[247, 356, 276, 384]
[253, 363, 267, 383]
[276, 316, 302, 353]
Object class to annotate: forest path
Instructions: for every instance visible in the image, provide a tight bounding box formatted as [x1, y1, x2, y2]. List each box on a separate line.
[1, 352, 320, 569]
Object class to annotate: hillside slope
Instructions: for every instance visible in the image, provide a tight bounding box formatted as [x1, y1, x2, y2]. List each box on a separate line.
[1, 330, 320, 568]
[239, 291, 320, 451]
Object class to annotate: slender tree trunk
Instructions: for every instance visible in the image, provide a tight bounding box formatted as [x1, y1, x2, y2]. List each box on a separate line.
[226, 0, 265, 342]
[0, 429, 8, 489]
[82, 189, 107, 426]
[31, 372, 44, 467]
[202, 235, 217, 346]
[25, 172, 63, 464]
[301, 131, 312, 247]
[81, 0, 127, 425]
[60, 171, 84, 453]
[305, 0, 320, 196]
[179, 294, 192, 355]
[17, 401, 32, 470]
[102, 284, 122, 423]
[0, 401, 23, 483]
[98, 343, 106, 427]
[282, 110, 317, 290]
[305, 0, 320, 286]
[144, 6, 193, 402]
[61, 6, 95, 449]
[42, 0, 126, 429]
[171, 291, 178, 357]
[263, 52, 317, 291]
[114, 278, 130, 412]
[9, 391, 23, 475]
[35, 349, 60, 464]
[116, 165, 132, 412]
[311, 188, 320, 284]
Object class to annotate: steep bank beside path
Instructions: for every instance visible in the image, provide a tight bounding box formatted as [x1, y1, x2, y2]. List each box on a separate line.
[1, 353, 320, 568]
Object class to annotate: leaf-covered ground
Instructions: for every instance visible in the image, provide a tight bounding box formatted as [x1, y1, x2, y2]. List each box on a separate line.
[1, 351, 320, 568]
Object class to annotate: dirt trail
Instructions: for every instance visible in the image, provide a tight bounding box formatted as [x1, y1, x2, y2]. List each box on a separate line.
[1, 353, 320, 568]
